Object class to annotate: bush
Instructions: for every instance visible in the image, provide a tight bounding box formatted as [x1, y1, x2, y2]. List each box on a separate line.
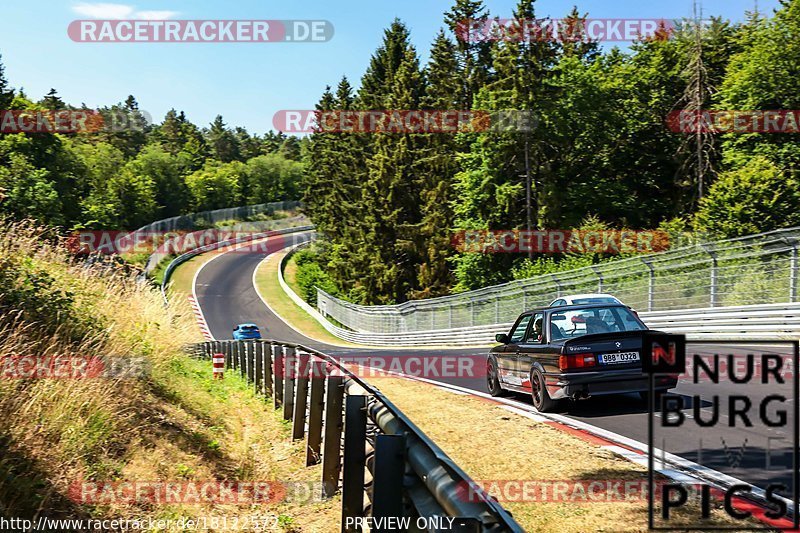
[693, 157, 800, 238]
[293, 251, 338, 305]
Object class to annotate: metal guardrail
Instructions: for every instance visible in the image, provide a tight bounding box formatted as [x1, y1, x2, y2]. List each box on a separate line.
[187, 340, 524, 533]
[277, 249, 800, 346]
[300, 302, 800, 346]
[137, 200, 302, 274]
[317, 226, 800, 335]
[160, 225, 315, 304]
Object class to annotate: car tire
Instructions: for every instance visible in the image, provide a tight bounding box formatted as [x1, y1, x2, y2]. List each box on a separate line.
[530, 369, 557, 412]
[486, 359, 506, 397]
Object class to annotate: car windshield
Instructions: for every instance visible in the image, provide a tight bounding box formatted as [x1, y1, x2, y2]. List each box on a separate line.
[550, 306, 645, 340]
[570, 297, 619, 305]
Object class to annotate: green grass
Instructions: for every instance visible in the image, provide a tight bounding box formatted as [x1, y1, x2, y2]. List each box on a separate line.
[254, 251, 362, 347]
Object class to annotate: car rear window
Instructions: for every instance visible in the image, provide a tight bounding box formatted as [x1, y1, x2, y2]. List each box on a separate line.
[551, 306, 645, 339]
[571, 297, 619, 305]
[242, 326, 259, 331]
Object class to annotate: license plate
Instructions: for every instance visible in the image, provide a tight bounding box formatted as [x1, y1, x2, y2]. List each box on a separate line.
[597, 352, 640, 364]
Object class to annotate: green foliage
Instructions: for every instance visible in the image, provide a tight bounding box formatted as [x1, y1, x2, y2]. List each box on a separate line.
[0, 253, 102, 340]
[0, 53, 305, 231]
[301, 0, 800, 303]
[693, 157, 800, 238]
[292, 250, 338, 306]
[718, 3, 800, 170]
[185, 161, 245, 212]
[244, 153, 303, 204]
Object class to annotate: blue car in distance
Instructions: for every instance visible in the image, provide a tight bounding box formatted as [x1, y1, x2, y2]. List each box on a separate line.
[232, 323, 262, 340]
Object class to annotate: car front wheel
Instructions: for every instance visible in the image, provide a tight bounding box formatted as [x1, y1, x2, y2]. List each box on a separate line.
[486, 359, 506, 397]
[531, 369, 557, 412]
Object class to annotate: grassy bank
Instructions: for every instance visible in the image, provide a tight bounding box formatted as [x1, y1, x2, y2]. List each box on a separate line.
[253, 250, 361, 347]
[0, 220, 339, 531]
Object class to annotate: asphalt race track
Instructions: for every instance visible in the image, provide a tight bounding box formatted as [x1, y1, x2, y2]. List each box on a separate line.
[194, 235, 796, 499]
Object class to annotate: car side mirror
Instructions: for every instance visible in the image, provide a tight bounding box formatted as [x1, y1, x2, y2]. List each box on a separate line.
[233, 327, 237, 332]
[495, 333, 509, 344]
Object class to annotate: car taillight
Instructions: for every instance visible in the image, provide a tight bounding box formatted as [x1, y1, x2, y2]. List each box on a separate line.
[559, 353, 596, 371]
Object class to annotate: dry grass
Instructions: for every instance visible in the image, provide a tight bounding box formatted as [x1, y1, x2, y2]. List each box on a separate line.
[0, 220, 339, 531]
[167, 254, 208, 298]
[370, 376, 766, 532]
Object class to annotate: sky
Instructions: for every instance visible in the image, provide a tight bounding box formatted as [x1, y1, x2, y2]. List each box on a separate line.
[0, 0, 780, 134]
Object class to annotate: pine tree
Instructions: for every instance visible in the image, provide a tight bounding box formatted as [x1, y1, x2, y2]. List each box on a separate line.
[0, 54, 14, 110]
[207, 115, 241, 163]
[359, 45, 424, 303]
[444, 0, 493, 108]
[42, 88, 65, 110]
[410, 31, 461, 298]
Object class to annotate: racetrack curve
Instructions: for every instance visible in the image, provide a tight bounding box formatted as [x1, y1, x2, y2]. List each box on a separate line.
[193, 234, 796, 497]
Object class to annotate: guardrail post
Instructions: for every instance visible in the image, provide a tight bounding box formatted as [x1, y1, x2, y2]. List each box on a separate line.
[224, 342, 231, 369]
[371, 434, 405, 527]
[247, 343, 255, 383]
[240, 342, 247, 379]
[232, 342, 239, 371]
[641, 258, 655, 312]
[341, 395, 367, 532]
[254, 342, 263, 394]
[551, 274, 563, 298]
[786, 238, 798, 302]
[282, 346, 296, 421]
[306, 358, 326, 466]
[702, 245, 718, 307]
[264, 342, 273, 399]
[292, 351, 310, 440]
[273, 344, 284, 408]
[591, 265, 604, 293]
[322, 375, 344, 497]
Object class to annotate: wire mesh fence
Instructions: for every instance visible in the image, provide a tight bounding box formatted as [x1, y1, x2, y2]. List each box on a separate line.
[139, 201, 303, 274]
[317, 227, 800, 334]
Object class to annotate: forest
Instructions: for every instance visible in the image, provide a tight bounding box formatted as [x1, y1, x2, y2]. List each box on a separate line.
[301, 0, 800, 304]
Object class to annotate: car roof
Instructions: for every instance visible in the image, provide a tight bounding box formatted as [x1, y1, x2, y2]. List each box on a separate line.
[526, 303, 629, 313]
[556, 293, 619, 300]
[236, 323, 259, 328]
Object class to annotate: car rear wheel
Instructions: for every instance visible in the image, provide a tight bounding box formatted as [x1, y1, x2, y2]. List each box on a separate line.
[486, 359, 506, 397]
[531, 369, 557, 412]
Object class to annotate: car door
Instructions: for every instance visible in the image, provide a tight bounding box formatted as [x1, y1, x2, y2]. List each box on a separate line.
[497, 313, 532, 386]
[514, 312, 543, 388]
